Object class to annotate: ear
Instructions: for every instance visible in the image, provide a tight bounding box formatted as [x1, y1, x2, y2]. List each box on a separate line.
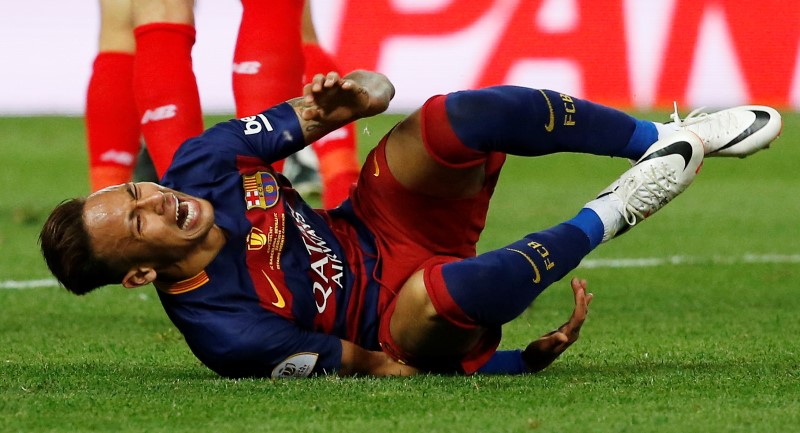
[122, 266, 157, 289]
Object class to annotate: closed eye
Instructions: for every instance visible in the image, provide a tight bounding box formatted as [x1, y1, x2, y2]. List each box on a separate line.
[126, 183, 141, 237]
[126, 183, 137, 200]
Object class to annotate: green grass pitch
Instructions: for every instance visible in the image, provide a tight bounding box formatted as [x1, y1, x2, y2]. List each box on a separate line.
[1, 112, 798, 432]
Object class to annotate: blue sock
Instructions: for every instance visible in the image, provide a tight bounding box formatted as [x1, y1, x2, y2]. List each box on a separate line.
[476, 350, 527, 375]
[444, 87, 642, 158]
[441, 223, 591, 327]
[564, 208, 605, 250]
[620, 120, 659, 160]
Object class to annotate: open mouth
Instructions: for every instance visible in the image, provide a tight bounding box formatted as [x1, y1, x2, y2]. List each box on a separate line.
[174, 196, 198, 230]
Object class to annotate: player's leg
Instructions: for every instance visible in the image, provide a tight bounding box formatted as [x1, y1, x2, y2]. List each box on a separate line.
[233, 0, 303, 117]
[382, 88, 662, 200]
[385, 85, 783, 201]
[86, 0, 140, 191]
[379, 86, 777, 373]
[385, 220, 592, 373]
[233, 0, 304, 172]
[433, 87, 661, 160]
[385, 130, 705, 373]
[131, 0, 203, 178]
[421, 87, 783, 166]
[301, 0, 359, 208]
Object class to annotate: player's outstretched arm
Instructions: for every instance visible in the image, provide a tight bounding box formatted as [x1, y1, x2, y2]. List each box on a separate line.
[522, 277, 593, 373]
[291, 70, 394, 144]
[339, 339, 419, 377]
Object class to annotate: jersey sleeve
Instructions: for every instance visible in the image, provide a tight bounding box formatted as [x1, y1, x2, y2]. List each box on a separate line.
[181, 309, 343, 379]
[163, 102, 307, 187]
[207, 102, 306, 164]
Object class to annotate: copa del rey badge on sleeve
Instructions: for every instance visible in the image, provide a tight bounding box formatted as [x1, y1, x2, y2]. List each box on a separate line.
[243, 171, 280, 210]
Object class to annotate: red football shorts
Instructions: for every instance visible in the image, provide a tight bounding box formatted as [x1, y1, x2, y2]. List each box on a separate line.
[349, 95, 506, 373]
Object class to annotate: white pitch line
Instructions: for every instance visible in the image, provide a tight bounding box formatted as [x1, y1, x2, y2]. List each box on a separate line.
[580, 253, 800, 269]
[2, 253, 799, 290]
[0, 278, 60, 289]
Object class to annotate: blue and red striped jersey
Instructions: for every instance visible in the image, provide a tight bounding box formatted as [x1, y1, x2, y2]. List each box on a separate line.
[156, 102, 382, 378]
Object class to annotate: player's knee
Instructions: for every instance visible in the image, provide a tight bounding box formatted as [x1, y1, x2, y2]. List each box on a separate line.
[388, 271, 443, 353]
[392, 270, 440, 331]
[384, 110, 483, 197]
[418, 95, 487, 169]
[388, 268, 485, 362]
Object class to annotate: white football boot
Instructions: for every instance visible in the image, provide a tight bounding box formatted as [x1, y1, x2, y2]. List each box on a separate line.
[668, 103, 782, 157]
[587, 131, 704, 241]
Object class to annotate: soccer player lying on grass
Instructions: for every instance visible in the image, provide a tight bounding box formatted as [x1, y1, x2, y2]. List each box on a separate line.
[40, 70, 782, 378]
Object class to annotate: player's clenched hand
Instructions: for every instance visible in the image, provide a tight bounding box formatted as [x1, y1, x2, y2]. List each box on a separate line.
[521, 277, 593, 373]
[300, 70, 393, 123]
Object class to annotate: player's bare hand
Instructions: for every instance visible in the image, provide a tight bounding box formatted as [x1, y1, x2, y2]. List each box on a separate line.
[522, 277, 593, 373]
[300, 70, 393, 123]
[300, 71, 368, 122]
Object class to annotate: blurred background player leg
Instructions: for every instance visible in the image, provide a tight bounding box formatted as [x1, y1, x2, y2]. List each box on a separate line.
[90, 0, 361, 200]
[87, 0, 203, 189]
[233, 0, 360, 208]
[86, 0, 141, 192]
[132, 0, 204, 178]
[299, 0, 360, 208]
[232, 0, 304, 174]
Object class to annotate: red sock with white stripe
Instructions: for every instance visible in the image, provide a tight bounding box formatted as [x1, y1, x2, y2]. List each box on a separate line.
[233, 0, 303, 116]
[133, 23, 204, 178]
[302, 42, 360, 208]
[232, 0, 304, 172]
[86, 52, 140, 191]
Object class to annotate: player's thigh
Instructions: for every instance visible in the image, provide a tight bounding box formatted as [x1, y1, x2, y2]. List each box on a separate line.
[385, 109, 486, 199]
[132, 0, 195, 26]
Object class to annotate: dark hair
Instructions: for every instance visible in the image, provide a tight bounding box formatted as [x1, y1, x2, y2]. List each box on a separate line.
[39, 198, 126, 295]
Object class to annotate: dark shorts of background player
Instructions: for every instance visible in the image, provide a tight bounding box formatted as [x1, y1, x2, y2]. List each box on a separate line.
[350, 95, 507, 374]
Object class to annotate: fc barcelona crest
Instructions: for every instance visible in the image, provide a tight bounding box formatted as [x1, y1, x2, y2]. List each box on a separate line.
[243, 171, 280, 210]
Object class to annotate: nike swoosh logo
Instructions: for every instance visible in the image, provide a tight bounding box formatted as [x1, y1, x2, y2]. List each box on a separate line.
[538, 90, 555, 132]
[261, 270, 286, 308]
[713, 110, 770, 153]
[372, 152, 380, 177]
[506, 248, 541, 284]
[639, 140, 694, 170]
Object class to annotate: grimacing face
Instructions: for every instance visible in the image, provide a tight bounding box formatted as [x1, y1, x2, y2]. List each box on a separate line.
[83, 182, 216, 270]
